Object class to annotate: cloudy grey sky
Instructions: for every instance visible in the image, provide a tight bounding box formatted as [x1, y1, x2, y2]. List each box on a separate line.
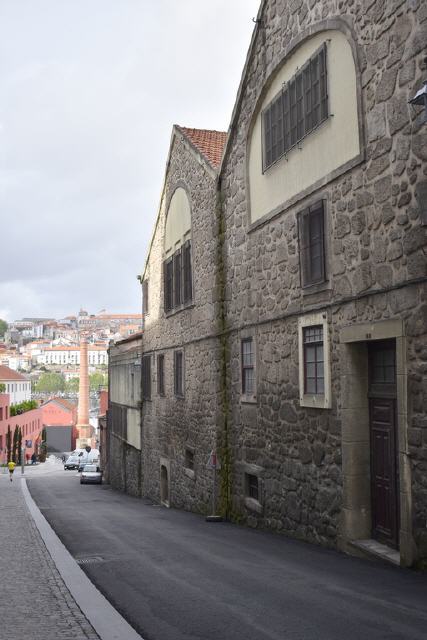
[0, 0, 260, 321]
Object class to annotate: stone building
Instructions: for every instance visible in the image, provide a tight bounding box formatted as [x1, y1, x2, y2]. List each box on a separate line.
[108, 333, 142, 495]
[107, 0, 427, 567]
[218, 0, 426, 568]
[139, 126, 227, 510]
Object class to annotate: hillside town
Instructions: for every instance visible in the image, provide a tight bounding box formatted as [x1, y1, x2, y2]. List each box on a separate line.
[0, 310, 141, 465]
[1, 2, 426, 640]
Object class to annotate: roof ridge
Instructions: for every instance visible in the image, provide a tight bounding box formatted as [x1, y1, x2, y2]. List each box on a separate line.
[175, 125, 227, 169]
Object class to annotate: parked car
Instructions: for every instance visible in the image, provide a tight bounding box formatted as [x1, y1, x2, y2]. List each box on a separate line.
[77, 453, 100, 472]
[80, 464, 102, 485]
[64, 455, 80, 470]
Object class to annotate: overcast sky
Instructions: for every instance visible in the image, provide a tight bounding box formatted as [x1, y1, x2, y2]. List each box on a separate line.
[0, 0, 260, 322]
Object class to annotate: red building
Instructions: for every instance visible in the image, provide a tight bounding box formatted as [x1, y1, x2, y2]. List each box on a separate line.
[0, 394, 77, 462]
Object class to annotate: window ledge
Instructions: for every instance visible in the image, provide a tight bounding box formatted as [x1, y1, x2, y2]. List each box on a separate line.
[184, 468, 195, 480]
[240, 394, 257, 404]
[244, 497, 263, 514]
[165, 302, 195, 318]
[301, 280, 331, 297]
[299, 393, 331, 409]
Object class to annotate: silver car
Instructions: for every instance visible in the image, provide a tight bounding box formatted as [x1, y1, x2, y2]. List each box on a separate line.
[80, 464, 102, 485]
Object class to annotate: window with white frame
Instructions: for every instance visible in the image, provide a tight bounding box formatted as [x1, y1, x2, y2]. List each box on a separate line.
[298, 313, 331, 409]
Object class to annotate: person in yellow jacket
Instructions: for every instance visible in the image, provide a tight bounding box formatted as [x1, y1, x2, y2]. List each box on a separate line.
[7, 460, 15, 482]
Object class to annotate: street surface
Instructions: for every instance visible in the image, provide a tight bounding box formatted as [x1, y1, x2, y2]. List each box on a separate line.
[28, 467, 427, 640]
[0, 463, 99, 640]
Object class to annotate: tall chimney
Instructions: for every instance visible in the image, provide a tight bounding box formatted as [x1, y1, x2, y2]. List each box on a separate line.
[76, 337, 91, 445]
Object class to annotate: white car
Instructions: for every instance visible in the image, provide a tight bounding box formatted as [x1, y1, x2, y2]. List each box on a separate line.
[80, 464, 102, 485]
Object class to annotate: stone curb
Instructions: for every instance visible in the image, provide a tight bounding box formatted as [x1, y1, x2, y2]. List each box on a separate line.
[21, 478, 144, 640]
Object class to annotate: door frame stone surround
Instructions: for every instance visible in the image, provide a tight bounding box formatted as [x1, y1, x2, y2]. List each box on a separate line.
[339, 318, 415, 567]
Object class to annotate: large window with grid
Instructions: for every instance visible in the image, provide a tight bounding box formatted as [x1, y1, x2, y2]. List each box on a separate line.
[303, 326, 324, 395]
[298, 200, 326, 287]
[263, 43, 328, 171]
[241, 338, 255, 396]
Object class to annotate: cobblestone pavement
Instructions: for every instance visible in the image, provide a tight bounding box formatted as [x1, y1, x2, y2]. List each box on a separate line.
[0, 473, 100, 640]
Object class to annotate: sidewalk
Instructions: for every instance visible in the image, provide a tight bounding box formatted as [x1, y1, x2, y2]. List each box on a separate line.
[0, 473, 100, 640]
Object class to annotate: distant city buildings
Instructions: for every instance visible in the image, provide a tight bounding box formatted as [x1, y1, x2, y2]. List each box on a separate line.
[0, 309, 143, 373]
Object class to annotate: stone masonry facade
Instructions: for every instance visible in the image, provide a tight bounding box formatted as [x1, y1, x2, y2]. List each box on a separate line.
[138, 129, 224, 514]
[107, 0, 427, 567]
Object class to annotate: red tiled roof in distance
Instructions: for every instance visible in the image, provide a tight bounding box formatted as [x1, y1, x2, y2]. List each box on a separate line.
[0, 365, 28, 381]
[177, 127, 227, 169]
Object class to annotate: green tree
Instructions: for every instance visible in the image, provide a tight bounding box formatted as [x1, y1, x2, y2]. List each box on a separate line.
[12, 426, 19, 463]
[10, 400, 38, 416]
[17, 427, 22, 464]
[6, 425, 11, 462]
[0, 318, 7, 337]
[39, 427, 47, 462]
[89, 372, 108, 391]
[35, 372, 65, 393]
[0, 383, 5, 393]
[65, 377, 79, 393]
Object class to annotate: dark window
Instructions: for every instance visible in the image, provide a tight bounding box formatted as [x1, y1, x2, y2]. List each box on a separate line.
[164, 241, 192, 312]
[173, 249, 182, 307]
[183, 240, 193, 303]
[241, 338, 255, 395]
[246, 473, 259, 501]
[164, 258, 173, 312]
[110, 403, 127, 440]
[142, 354, 151, 400]
[185, 448, 194, 471]
[370, 344, 396, 384]
[303, 326, 324, 395]
[263, 43, 328, 170]
[298, 200, 326, 287]
[157, 354, 165, 396]
[130, 372, 135, 401]
[174, 351, 184, 397]
[142, 279, 149, 315]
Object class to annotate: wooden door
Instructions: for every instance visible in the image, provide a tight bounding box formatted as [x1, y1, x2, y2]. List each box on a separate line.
[368, 341, 399, 548]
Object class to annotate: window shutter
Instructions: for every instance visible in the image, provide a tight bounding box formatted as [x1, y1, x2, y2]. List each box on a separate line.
[283, 86, 291, 152]
[319, 44, 328, 121]
[303, 62, 312, 132]
[173, 249, 182, 307]
[173, 352, 177, 395]
[263, 106, 272, 169]
[289, 79, 297, 147]
[298, 209, 310, 287]
[183, 240, 192, 303]
[296, 73, 305, 141]
[308, 202, 325, 283]
[163, 261, 168, 311]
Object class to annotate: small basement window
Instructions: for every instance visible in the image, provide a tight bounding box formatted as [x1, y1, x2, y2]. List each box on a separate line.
[246, 473, 259, 501]
[185, 449, 194, 471]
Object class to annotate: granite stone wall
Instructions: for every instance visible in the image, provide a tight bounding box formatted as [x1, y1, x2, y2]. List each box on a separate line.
[140, 130, 223, 512]
[220, 0, 426, 561]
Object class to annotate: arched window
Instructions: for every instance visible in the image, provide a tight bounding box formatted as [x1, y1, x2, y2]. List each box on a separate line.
[163, 187, 193, 313]
[248, 29, 361, 224]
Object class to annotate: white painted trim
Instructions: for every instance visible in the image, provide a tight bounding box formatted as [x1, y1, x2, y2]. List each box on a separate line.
[298, 311, 331, 409]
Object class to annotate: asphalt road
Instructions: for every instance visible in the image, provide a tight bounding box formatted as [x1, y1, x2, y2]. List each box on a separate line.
[28, 469, 427, 640]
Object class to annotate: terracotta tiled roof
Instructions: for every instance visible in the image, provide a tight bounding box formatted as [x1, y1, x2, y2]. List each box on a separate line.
[177, 126, 227, 169]
[52, 397, 77, 412]
[0, 365, 27, 381]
